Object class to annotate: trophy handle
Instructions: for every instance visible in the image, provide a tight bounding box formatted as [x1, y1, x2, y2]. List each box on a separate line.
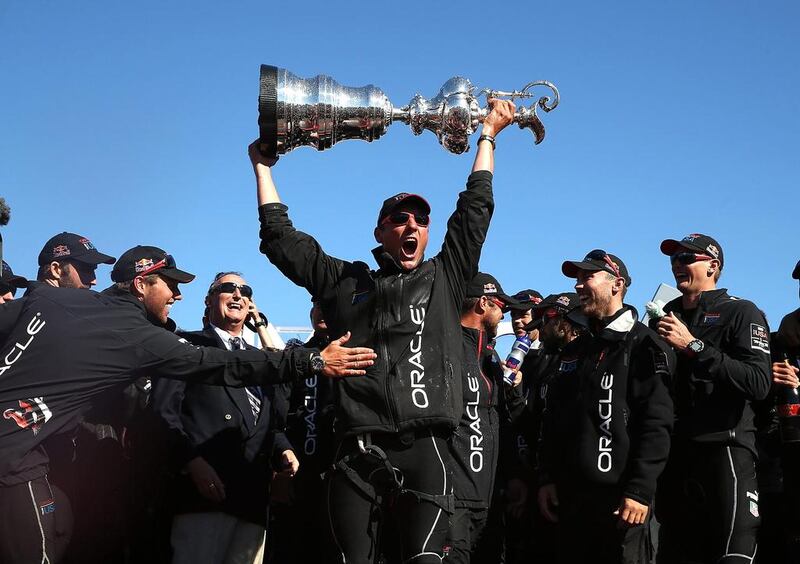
[478, 80, 560, 145]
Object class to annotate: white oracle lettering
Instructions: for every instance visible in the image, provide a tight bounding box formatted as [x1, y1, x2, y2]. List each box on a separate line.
[468, 376, 480, 393]
[408, 305, 429, 409]
[27, 313, 46, 336]
[598, 451, 613, 473]
[597, 372, 614, 473]
[304, 377, 318, 455]
[470, 450, 484, 473]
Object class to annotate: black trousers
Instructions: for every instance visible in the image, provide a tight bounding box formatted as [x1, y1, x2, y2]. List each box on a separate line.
[0, 475, 71, 564]
[446, 506, 489, 564]
[555, 487, 652, 564]
[657, 443, 760, 564]
[327, 430, 453, 564]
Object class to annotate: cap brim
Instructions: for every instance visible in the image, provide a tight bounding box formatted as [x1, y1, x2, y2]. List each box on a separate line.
[522, 317, 544, 332]
[562, 260, 603, 278]
[793, 261, 800, 280]
[159, 268, 195, 283]
[72, 250, 117, 265]
[1, 274, 28, 289]
[659, 239, 704, 257]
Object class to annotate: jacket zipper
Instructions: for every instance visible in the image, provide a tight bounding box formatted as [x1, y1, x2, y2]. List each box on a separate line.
[477, 331, 493, 407]
[377, 276, 398, 431]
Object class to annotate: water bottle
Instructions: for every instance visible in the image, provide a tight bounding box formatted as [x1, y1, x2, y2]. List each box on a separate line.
[777, 357, 800, 443]
[503, 335, 532, 385]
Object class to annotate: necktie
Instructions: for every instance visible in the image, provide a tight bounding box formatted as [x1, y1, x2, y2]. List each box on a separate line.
[230, 337, 261, 421]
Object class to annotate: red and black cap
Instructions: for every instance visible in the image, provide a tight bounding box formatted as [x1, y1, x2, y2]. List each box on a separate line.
[524, 291, 587, 331]
[37, 232, 116, 266]
[111, 246, 195, 283]
[376, 193, 431, 226]
[660, 233, 724, 268]
[506, 289, 544, 312]
[793, 260, 800, 280]
[0, 261, 28, 294]
[562, 249, 631, 287]
[466, 272, 521, 309]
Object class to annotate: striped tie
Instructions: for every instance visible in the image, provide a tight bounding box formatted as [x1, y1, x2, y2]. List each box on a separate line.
[230, 337, 261, 421]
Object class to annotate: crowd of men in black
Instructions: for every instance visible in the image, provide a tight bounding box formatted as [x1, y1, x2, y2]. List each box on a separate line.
[1, 100, 799, 564]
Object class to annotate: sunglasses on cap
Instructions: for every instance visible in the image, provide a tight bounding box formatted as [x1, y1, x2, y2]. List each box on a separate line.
[210, 281, 254, 299]
[381, 211, 430, 227]
[585, 249, 621, 279]
[486, 296, 505, 309]
[137, 254, 176, 277]
[670, 252, 715, 266]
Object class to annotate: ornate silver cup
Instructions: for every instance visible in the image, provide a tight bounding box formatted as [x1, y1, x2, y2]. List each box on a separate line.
[258, 65, 560, 157]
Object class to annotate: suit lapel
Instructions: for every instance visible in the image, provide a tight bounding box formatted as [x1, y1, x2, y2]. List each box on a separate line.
[204, 326, 257, 434]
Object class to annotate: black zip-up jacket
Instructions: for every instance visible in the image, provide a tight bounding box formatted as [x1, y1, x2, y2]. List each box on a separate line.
[540, 306, 675, 505]
[0, 285, 316, 486]
[651, 289, 771, 456]
[450, 327, 505, 508]
[258, 171, 494, 435]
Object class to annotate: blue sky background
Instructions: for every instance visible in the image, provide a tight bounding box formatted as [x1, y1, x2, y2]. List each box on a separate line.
[1, 1, 798, 341]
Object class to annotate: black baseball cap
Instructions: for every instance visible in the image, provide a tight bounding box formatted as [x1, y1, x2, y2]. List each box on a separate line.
[660, 233, 724, 268]
[466, 272, 520, 309]
[0, 261, 28, 294]
[37, 232, 116, 266]
[562, 249, 632, 287]
[524, 291, 587, 331]
[507, 289, 544, 311]
[376, 193, 431, 226]
[111, 246, 195, 283]
[792, 260, 799, 280]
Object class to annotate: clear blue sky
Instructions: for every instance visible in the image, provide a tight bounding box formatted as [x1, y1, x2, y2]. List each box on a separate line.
[1, 1, 798, 337]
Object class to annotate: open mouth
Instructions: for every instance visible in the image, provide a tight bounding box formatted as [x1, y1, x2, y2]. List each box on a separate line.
[401, 238, 418, 258]
[227, 302, 243, 311]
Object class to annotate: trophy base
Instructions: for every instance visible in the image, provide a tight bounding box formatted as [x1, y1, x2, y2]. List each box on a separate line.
[258, 65, 278, 158]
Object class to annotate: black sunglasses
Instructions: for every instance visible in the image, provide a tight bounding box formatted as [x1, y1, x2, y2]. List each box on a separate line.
[381, 211, 430, 227]
[670, 252, 714, 266]
[210, 281, 253, 299]
[585, 249, 621, 278]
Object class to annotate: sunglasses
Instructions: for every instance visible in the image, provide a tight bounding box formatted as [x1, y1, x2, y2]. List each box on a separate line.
[137, 254, 177, 277]
[210, 281, 253, 299]
[670, 252, 715, 266]
[585, 249, 621, 279]
[381, 211, 430, 227]
[486, 296, 505, 309]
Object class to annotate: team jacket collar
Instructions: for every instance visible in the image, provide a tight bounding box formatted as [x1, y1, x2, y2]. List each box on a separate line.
[371, 245, 403, 274]
[461, 326, 494, 358]
[592, 305, 638, 342]
[100, 285, 177, 332]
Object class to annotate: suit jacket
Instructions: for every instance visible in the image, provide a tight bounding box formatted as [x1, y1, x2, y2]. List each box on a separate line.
[151, 326, 292, 525]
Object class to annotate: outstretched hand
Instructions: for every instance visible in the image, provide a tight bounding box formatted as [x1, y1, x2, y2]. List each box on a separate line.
[248, 139, 279, 171]
[320, 332, 377, 377]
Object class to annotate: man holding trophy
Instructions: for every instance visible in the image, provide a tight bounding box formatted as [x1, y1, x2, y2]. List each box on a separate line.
[249, 94, 515, 563]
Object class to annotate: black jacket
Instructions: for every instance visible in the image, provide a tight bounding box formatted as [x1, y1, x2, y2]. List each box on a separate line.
[540, 306, 675, 505]
[150, 327, 292, 524]
[258, 171, 494, 435]
[0, 285, 316, 486]
[652, 289, 771, 455]
[450, 327, 525, 508]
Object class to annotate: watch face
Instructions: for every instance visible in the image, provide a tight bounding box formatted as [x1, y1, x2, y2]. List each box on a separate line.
[689, 340, 704, 353]
[311, 354, 325, 373]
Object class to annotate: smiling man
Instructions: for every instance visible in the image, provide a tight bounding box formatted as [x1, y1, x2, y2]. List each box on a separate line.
[151, 271, 296, 564]
[249, 99, 515, 563]
[537, 250, 674, 564]
[651, 234, 771, 564]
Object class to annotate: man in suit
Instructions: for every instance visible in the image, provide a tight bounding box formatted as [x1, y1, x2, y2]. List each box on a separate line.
[153, 271, 298, 564]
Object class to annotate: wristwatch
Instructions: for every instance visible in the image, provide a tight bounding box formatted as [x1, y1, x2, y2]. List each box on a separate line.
[687, 339, 705, 355]
[309, 352, 326, 374]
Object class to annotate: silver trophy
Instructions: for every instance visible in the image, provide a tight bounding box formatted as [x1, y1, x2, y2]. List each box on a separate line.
[258, 64, 560, 157]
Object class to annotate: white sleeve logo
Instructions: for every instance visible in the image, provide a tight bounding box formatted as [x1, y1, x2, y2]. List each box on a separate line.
[750, 324, 770, 354]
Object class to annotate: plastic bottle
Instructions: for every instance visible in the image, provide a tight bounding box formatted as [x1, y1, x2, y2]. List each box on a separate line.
[777, 357, 800, 443]
[503, 335, 532, 385]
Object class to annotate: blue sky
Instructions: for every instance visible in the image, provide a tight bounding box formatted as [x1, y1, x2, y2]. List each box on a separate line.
[1, 1, 798, 338]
